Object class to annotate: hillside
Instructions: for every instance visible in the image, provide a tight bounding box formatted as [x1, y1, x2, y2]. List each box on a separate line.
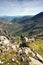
[0, 18, 12, 32]
[11, 12, 43, 37]
[0, 13, 43, 65]
[0, 33, 43, 65]
[31, 12, 43, 21]
[0, 12, 43, 37]
[29, 12, 43, 37]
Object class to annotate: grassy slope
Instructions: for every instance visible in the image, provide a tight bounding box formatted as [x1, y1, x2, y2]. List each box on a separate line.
[0, 36, 43, 65]
[28, 40, 43, 57]
[11, 12, 43, 36]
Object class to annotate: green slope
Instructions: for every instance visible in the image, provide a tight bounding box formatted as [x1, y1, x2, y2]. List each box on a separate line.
[0, 12, 43, 37]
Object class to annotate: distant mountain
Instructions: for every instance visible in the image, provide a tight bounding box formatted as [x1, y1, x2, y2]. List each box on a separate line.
[11, 12, 43, 36]
[0, 12, 43, 37]
[0, 18, 13, 33]
[0, 16, 15, 21]
[28, 12, 43, 36]
[11, 16, 32, 23]
[0, 18, 10, 24]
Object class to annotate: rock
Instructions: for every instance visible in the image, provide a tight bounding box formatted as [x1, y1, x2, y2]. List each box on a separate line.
[16, 45, 19, 48]
[29, 57, 43, 65]
[22, 47, 29, 55]
[11, 45, 17, 52]
[21, 57, 24, 62]
[0, 60, 4, 64]
[0, 36, 10, 46]
[7, 63, 9, 65]
[18, 48, 22, 54]
[12, 58, 15, 62]
[24, 37, 28, 42]
[36, 53, 43, 63]
[21, 47, 35, 56]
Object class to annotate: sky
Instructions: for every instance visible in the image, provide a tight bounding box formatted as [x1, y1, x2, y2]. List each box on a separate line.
[0, 0, 43, 16]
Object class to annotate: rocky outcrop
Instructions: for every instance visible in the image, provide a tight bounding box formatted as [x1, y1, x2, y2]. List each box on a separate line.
[0, 36, 10, 46]
[29, 57, 43, 65]
[0, 32, 43, 65]
[0, 30, 15, 43]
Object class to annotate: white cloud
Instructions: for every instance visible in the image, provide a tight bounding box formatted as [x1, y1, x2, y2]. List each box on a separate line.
[0, 0, 43, 16]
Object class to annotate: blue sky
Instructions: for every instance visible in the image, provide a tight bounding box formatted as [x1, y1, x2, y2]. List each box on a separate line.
[0, 0, 43, 16]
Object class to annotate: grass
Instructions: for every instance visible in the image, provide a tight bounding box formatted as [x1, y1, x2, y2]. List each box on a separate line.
[0, 36, 43, 65]
[28, 40, 43, 57]
[0, 48, 30, 65]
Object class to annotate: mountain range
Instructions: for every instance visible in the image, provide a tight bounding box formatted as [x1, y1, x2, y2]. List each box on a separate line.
[0, 12, 43, 37]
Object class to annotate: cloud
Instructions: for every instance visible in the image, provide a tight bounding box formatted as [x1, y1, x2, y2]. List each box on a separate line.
[0, 0, 43, 16]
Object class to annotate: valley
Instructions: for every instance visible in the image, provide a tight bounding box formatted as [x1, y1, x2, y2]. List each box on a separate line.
[0, 12, 43, 65]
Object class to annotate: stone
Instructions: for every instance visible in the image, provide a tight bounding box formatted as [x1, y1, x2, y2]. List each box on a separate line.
[0, 60, 4, 64]
[12, 58, 15, 62]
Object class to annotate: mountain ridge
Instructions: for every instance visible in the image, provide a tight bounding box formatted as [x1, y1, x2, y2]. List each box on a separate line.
[0, 12, 43, 37]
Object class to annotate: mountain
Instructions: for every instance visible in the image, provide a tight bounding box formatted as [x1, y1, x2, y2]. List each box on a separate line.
[11, 16, 32, 23]
[0, 16, 15, 21]
[11, 12, 43, 36]
[0, 12, 43, 37]
[29, 12, 43, 36]
[0, 18, 13, 33]
[31, 12, 43, 21]
[0, 13, 43, 65]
